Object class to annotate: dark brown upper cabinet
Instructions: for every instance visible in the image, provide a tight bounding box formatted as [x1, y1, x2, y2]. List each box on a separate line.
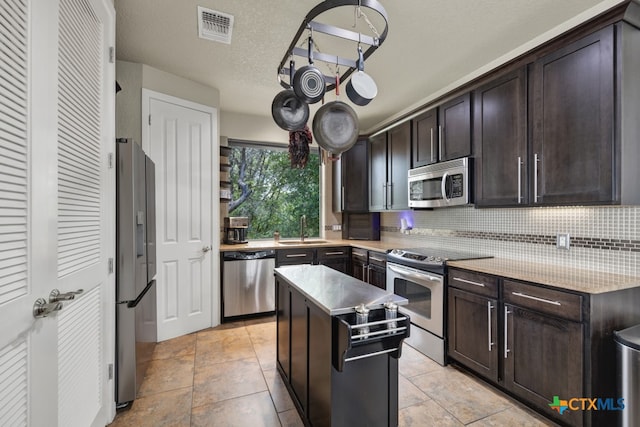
[476, 23, 640, 207]
[412, 93, 472, 168]
[530, 26, 615, 205]
[411, 108, 438, 167]
[530, 23, 640, 206]
[332, 139, 369, 212]
[474, 68, 528, 207]
[368, 121, 410, 211]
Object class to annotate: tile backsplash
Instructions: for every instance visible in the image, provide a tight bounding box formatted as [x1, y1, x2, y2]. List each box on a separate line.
[380, 206, 640, 277]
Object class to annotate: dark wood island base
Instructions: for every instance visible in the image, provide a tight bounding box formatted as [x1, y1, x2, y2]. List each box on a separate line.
[275, 265, 410, 427]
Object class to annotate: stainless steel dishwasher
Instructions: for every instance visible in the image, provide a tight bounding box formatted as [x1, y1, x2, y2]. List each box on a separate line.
[222, 250, 276, 320]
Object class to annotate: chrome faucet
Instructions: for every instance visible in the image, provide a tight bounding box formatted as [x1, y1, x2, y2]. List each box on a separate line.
[300, 215, 307, 242]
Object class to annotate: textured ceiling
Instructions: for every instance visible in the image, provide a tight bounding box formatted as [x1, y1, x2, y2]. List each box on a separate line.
[114, 0, 625, 133]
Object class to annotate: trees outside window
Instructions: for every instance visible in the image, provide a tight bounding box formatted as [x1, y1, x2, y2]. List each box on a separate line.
[228, 142, 320, 239]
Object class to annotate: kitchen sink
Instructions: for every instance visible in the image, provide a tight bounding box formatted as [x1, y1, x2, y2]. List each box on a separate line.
[278, 240, 328, 245]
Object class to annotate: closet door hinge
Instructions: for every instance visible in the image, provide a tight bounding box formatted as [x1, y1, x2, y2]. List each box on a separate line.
[109, 46, 115, 63]
[149, 114, 152, 126]
[108, 153, 114, 169]
[108, 257, 114, 274]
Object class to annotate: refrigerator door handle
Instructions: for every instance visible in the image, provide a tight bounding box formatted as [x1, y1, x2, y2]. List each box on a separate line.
[127, 280, 156, 308]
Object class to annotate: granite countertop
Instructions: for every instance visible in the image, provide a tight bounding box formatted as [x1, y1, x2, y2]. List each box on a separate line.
[220, 239, 398, 252]
[274, 264, 408, 315]
[447, 258, 640, 295]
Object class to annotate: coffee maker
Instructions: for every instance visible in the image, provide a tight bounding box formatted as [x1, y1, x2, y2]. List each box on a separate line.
[224, 216, 249, 244]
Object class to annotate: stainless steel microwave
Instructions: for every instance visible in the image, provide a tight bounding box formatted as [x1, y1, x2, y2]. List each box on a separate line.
[408, 157, 471, 208]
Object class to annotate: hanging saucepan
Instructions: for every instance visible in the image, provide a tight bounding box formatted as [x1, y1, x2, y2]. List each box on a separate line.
[293, 37, 326, 104]
[272, 61, 309, 131]
[312, 75, 359, 156]
[346, 46, 378, 106]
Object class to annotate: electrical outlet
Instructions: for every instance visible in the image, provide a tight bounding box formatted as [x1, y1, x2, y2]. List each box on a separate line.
[556, 233, 570, 250]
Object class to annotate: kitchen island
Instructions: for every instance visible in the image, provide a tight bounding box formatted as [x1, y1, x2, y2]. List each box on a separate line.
[274, 265, 409, 427]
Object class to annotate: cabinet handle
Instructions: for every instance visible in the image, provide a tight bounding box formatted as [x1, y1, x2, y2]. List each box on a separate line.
[487, 301, 494, 352]
[517, 156, 523, 204]
[369, 257, 385, 263]
[388, 182, 393, 208]
[452, 277, 485, 287]
[534, 153, 540, 203]
[324, 251, 344, 256]
[504, 305, 511, 359]
[362, 264, 367, 281]
[341, 186, 345, 210]
[286, 254, 308, 258]
[430, 128, 435, 162]
[438, 125, 443, 161]
[383, 183, 387, 209]
[366, 265, 371, 283]
[511, 291, 561, 306]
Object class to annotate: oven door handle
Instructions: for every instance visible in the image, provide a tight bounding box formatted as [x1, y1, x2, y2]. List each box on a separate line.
[388, 264, 441, 283]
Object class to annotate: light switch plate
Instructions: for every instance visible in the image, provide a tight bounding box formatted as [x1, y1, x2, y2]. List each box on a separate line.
[556, 233, 570, 250]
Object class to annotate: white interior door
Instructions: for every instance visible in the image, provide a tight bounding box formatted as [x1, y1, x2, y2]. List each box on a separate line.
[144, 90, 216, 341]
[0, 0, 115, 426]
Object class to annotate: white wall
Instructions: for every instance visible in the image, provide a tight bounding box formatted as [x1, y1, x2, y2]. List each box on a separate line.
[220, 111, 288, 145]
[116, 60, 220, 144]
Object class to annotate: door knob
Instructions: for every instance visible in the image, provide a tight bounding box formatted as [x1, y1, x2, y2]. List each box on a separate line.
[49, 288, 84, 303]
[202, 245, 212, 253]
[33, 298, 63, 318]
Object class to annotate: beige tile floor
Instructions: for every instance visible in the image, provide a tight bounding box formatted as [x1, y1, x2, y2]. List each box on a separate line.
[109, 317, 557, 427]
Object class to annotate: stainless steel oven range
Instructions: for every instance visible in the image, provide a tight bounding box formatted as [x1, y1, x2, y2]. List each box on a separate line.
[386, 248, 491, 365]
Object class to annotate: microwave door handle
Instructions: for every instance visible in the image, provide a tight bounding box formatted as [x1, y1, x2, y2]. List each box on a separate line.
[441, 172, 450, 202]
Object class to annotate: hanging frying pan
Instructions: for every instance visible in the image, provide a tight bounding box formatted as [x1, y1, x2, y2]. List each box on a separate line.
[293, 37, 326, 104]
[312, 75, 359, 156]
[272, 61, 309, 131]
[346, 46, 378, 106]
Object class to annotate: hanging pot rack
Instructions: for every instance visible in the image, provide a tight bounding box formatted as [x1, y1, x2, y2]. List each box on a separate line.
[277, 0, 388, 93]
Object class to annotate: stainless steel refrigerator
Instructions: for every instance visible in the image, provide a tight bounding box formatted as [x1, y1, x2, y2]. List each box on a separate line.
[115, 138, 157, 408]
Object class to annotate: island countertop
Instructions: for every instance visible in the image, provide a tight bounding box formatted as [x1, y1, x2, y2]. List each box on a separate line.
[274, 264, 407, 316]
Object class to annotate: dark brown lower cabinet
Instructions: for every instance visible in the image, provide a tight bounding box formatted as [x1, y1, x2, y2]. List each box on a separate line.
[276, 247, 350, 274]
[317, 246, 350, 274]
[504, 304, 583, 427]
[368, 264, 386, 290]
[350, 248, 387, 290]
[447, 267, 640, 427]
[351, 250, 367, 282]
[448, 288, 498, 383]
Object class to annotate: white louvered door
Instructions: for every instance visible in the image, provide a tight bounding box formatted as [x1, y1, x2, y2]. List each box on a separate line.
[0, 0, 35, 425]
[56, 0, 108, 424]
[0, 0, 115, 426]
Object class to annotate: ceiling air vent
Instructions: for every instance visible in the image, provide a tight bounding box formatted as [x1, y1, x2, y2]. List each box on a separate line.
[197, 6, 234, 44]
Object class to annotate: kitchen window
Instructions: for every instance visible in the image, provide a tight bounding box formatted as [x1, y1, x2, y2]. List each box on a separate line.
[227, 140, 320, 239]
